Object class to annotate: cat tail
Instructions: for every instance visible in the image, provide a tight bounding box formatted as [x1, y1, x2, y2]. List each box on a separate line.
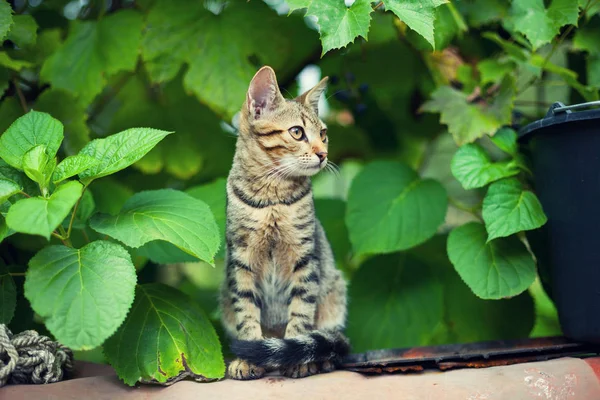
[230, 330, 350, 368]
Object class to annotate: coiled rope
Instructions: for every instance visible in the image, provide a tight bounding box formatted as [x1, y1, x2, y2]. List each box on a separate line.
[0, 324, 73, 387]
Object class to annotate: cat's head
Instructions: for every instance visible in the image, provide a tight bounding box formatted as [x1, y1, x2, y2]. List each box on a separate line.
[239, 66, 329, 177]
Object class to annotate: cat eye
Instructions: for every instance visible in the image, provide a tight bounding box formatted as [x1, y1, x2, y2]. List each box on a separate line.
[320, 129, 327, 142]
[288, 126, 306, 141]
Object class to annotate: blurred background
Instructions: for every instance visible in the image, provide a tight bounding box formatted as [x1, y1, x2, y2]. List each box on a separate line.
[3, 0, 599, 363]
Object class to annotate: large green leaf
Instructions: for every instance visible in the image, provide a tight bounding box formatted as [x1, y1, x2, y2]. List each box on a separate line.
[0, 111, 64, 170]
[505, 0, 579, 50]
[7, 14, 37, 47]
[451, 143, 520, 190]
[383, 0, 447, 49]
[421, 76, 516, 145]
[77, 128, 171, 183]
[0, 262, 16, 324]
[288, 0, 373, 55]
[53, 154, 100, 183]
[482, 178, 547, 241]
[447, 222, 536, 299]
[347, 253, 444, 352]
[315, 199, 352, 266]
[346, 161, 447, 256]
[40, 10, 143, 105]
[142, 0, 318, 119]
[6, 181, 83, 239]
[410, 236, 535, 344]
[25, 241, 136, 349]
[104, 283, 225, 385]
[0, 0, 12, 41]
[90, 189, 220, 265]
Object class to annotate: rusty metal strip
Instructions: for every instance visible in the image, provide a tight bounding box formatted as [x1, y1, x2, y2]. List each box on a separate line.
[341, 337, 600, 374]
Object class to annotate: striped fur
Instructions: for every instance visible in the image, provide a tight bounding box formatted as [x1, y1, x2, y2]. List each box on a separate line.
[220, 66, 349, 380]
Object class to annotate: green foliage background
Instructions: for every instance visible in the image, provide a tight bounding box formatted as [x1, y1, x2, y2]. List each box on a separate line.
[1, 0, 596, 384]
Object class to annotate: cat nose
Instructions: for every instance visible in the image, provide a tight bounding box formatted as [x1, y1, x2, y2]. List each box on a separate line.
[316, 151, 328, 163]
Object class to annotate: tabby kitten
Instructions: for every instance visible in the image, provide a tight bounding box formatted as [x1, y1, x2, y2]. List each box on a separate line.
[220, 66, 349, 380]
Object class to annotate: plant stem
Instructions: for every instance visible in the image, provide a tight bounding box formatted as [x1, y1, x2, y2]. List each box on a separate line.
[372, 1, 384, 10]
[13, 77, 28, 113]
[66, 185, 88, 239]
[18, 191, 31, 198]
[9, 272, 26, 277]
[57, 225, 73, 247]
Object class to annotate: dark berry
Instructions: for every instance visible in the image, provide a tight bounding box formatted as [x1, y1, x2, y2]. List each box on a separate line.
[333, 90, 351, 102]
[345, 72, 355, 83]
[355, 103, 367, 114]
[358, 83, 368, 93]
[330, 75, 339, 85]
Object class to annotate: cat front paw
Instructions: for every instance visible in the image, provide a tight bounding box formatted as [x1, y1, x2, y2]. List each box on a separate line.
[227, 359, 266, 380]
[281, 362, 319, 378]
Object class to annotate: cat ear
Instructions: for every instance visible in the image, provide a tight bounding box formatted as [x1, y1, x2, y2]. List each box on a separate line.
[246, 66, 285, 119]
[296, 77, 329, 114]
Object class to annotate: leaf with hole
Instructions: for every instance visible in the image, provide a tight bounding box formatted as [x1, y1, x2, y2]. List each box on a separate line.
[346, 161, 447, 256]
[104, 283, 225, 385]
[0, 111, 64, 170]
[483, 178, 547, 241]
[447, 222, 536, 299]
[24, 241, 136, 349]
[6, 180, 83, 239]
[90, 189, 220, 265]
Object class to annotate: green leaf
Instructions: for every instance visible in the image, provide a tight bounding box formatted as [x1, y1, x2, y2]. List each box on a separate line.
[384, 0, 447, 49]
[346, 161, 447, 256]
[573, 17, 600, 88]
[22, 144, 54, 188]
[142, 0, 318, 118]
[53, 154, 100, 183]
[482, 178, 547, 241]
[421, 76, 516, 145]
[447, 222, 536, 299]
[315, 199, 351, 266]
[478, 59, 516, 85]
[77, 128, 172, 184]
[490, 127, 518, 155]
[0, 177, 21, 203]
[90, 189, 220, 265]
[6, 180, 83, 239]
[0, 262, 16, 324]
[456, 0, 509, 27]
[410, 236, 535, 344]
[288, 0, 373, 55]
[0, 52, 33, 71]
[347, 253, 444, 352]
[104, 283, 225, 385]
[451, 143, 520, 190]
[0, 0, 12, 41]
[25, 241, 136, 350]
[0, 110, 64, 170]
[7, 14, 37, 47]
[506, 0, 579, 50]
[40, 10, 143, 106]
[35, 89, 91, 155]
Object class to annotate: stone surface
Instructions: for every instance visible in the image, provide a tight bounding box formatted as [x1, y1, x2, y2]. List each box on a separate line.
[4, 357, 600, 400]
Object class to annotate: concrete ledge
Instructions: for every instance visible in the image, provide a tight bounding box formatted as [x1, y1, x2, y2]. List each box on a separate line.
[4, 357, 600, 400]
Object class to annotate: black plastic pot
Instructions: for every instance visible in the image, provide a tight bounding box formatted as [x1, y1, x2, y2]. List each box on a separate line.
[519, 101, 600, 344]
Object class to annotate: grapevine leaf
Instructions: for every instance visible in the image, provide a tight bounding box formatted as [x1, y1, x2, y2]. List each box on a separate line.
[288, 0, 373, 55]
[104, 283, 225, 385]
[383, 0, 448, 49]
[346, 161, 447, 256]
[24, 241, 136, 349]
[90, 189, 220, 265]
[482, 178, 548, 241]
[489, 127, 518, 155]
[0, 0, 12, 41]
[0, 110, 63, 170]
[40, 10, 143, 106]
[6, 181, 83, 239]
[451, 143, 520, 190]
[142, 0, 318, 118]
[447, 222, 536, 299]
[421, 76, 516, 145]
[7, 14, 37, 47]
[505, 0, 579, 50]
